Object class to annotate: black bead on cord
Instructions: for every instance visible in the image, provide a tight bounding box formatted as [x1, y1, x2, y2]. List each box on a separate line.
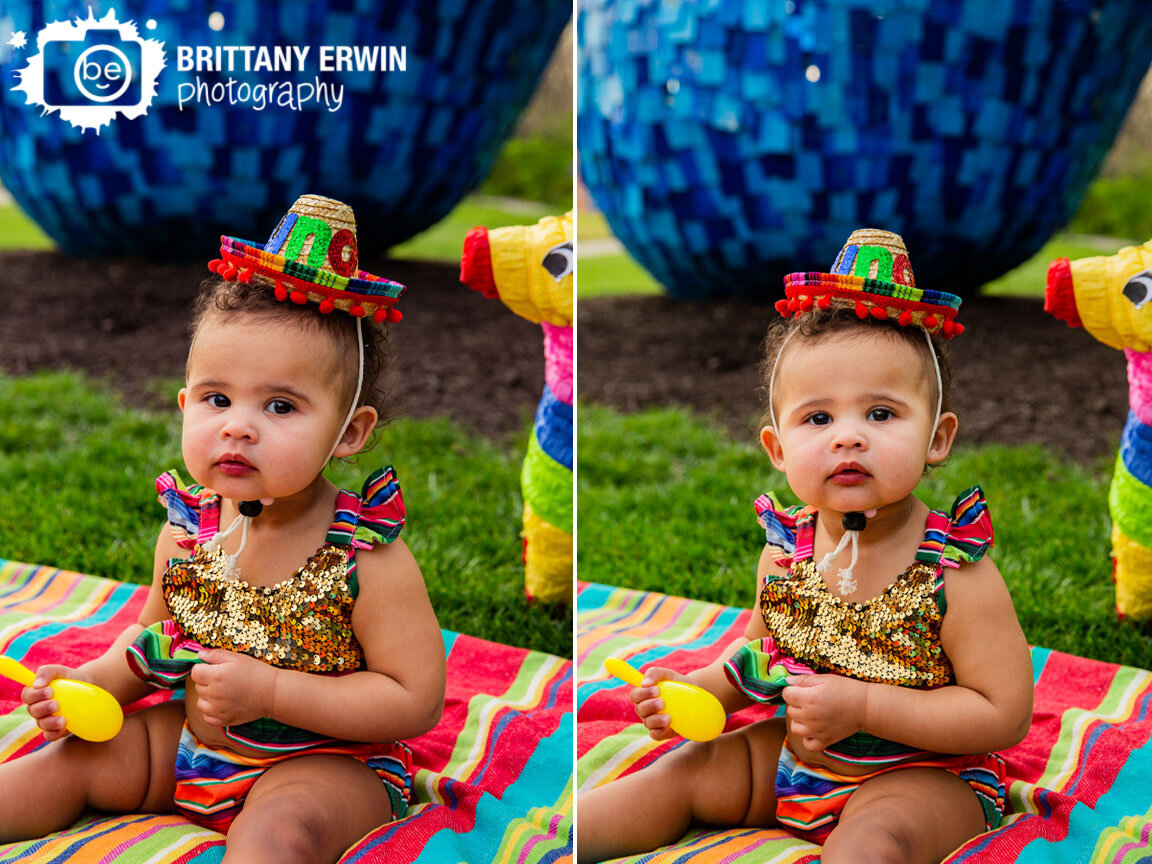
[842, 511, 867, 532]
[238, 500, 264, 518]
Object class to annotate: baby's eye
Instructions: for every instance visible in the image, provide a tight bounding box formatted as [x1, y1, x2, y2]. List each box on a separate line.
[804, 412, 832, 426]
[207, 393, 230, 408]
[268, 399, 295, 416]
[868, 407, 894, 422]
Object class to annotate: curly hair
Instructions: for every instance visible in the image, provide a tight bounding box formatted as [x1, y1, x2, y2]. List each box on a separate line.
[188, 278, 399, 434]
[760, 306, 954, 432]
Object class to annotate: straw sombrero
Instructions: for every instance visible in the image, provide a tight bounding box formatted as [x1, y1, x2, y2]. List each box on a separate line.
[207, 194, 406, 322]
[776, 228, 964, 338]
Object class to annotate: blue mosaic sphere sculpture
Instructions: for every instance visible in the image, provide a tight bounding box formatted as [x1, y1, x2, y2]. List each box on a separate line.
[0, 0, 570, 257]
[578, 0, 1152, 299]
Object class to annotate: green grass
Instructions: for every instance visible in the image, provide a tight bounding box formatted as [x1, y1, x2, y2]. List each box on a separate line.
[0, 371, 570, 659]
[1069, 169, 1152, 242]
[577, 210, 613, 242]
[388, 196, 553, 262]
[980, 235, 1122, 298]
[577, 252, 663, 298]
[577, 404, 1150, 671]
[480, 134, 573, 210]
[0, 205, 53, 250]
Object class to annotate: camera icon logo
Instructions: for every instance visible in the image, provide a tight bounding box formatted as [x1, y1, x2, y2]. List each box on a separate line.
[42, 30, 143, 107]
[11, 8, 165, 133]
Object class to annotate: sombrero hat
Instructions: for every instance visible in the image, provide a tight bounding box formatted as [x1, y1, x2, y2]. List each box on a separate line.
[775, 228, 964, 338]
[207, 194, 406, 322]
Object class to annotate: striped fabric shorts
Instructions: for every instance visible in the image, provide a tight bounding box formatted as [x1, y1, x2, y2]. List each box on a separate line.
[774, 740, 1006, 844]
[173, 722, 412, 833]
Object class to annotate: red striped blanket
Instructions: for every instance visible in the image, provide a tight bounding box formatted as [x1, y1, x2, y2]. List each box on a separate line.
[0, 560, 572, 863]
[577, 581, 1152, 864]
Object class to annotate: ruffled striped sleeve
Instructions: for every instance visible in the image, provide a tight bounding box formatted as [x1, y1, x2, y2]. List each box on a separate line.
[328, 466, 406, 550]
[156, 471, 219, 550]
[755, 493, 807, 568]
[723, 635, 817, 705]
[917, 486, 995, 569]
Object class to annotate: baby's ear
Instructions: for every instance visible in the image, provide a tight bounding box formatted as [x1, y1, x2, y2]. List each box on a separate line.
[760, 426, 786, 471]
[177, 388, 187, 413]
[926, 411, 959, 465]
[333, 405, 379, 458]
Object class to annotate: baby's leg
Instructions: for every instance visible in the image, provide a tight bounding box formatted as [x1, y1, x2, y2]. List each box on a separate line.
[822, 767, 987, 864]
[0, 700, 184, 842]
[222, 754, 395, 864]
[576, 718, 787, 864]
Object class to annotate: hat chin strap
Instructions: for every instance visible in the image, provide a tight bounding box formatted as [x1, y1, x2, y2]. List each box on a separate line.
[205, 317, 366, 580]
[771, 327, 943, 596]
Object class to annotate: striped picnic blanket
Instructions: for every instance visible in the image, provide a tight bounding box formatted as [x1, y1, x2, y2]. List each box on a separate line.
[577, 581, 1152, 864]
[0, 560, 572, 863]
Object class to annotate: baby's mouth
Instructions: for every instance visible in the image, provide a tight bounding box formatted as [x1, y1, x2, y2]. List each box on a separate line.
[829, 465, 870, 484]
[216, 456, 256, 476]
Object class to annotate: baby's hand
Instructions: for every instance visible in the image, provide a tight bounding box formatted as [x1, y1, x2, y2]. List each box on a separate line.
[190, 649, 277, 727]
[22, 665, 85, 742]
[782, 673, 867, 752]
[629, 667, 688, 742]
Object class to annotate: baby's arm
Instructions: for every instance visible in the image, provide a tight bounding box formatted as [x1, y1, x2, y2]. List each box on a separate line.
[191, 538, 445, 742]
[784, 555, 1033, 754]
[632, 543, 779, 740]
[23, 525, 180, 739]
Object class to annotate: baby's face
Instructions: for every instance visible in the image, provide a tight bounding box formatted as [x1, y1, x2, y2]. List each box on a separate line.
[179, 312, 349, 502]
[764, 329, 953, 516]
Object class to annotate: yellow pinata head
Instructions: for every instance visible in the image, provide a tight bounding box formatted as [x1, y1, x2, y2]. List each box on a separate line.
[1046, 239, 1152, 352]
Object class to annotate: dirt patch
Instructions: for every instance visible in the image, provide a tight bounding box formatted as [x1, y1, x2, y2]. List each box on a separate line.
[578, 293, 1130, 465]
[0, 251, 546, 438]
[0, 249, 1132, 464]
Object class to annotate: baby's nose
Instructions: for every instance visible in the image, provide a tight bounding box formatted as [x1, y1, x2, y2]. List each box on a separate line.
[831, 422, 866, 449]
[220, 412, 257, 440]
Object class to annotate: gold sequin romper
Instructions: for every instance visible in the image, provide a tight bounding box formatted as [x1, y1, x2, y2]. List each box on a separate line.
[125, 467, 413, 829]
[725, 486, 996, 764]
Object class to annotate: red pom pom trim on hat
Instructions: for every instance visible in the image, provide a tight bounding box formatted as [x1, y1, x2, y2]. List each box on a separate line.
[274, 281, 288, 302]
[387, 308, 403, 322]
[923, 314, 938, 329]
[289, 291, 307, 305]
[350, 304, 366, 318]
[319, 298, 336, 314]
[855, 301, 869, 320]
[870, 305, 887, 320]
[816, 295, 832, 309]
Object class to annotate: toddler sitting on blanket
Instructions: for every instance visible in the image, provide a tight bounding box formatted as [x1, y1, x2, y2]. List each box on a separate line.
[0, 195, 445, 864]
[578, 230, 1034, 864]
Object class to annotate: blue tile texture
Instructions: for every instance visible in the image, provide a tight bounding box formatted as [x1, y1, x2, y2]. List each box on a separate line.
[577, 0, 1152, 299]
[0, 0, 570, 257]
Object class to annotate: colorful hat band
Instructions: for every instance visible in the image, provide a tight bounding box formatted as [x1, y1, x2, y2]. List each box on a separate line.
[209, 237, 405, 322]
[774, 231, 964, 339]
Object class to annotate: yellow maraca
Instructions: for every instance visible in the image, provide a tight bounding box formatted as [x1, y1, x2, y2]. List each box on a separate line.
[605, 657, 726, 742]
[0, 656, 123, 742]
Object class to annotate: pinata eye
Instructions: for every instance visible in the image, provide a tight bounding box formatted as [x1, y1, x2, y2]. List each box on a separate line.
[542, 241, 573, 282]
[1123, 271, 1152, 309]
